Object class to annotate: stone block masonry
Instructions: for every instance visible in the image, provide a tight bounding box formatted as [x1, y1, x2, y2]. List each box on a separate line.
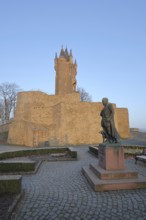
[8, 91, 130, 146]
[0, 175, 21, 193]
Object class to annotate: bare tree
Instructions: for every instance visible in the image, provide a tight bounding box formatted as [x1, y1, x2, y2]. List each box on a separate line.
[0, 99, 4, 124]
[0, 82, 21, 123]
[77, 87, 92, 102]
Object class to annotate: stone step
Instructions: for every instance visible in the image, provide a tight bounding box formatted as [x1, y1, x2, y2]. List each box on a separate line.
[90, 163, 138, 180]
[0, 175, 22, 193]
[82, 166, 146, 191]
[82, 166, 98, 191]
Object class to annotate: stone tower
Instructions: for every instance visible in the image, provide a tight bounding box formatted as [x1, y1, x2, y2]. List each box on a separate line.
[54, 47, 77, 95]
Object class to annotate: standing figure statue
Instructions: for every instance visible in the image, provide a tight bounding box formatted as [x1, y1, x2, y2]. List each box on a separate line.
[100, 98, 120, 143]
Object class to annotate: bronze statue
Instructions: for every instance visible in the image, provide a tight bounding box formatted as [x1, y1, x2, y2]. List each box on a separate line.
[100, 98, 120, 144]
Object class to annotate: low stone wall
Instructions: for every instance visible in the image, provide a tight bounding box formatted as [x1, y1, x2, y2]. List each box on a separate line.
[0, 175, 22, 193]
[0, 147, 77, 160]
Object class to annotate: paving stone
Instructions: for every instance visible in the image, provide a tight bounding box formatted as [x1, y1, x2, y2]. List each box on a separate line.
[6, 146, 146, 220]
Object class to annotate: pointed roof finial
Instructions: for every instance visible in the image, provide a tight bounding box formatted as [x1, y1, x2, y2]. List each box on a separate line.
[65, 47, 68, 54]
[60, 46, 65, 57]
[65, 47, 69, 60]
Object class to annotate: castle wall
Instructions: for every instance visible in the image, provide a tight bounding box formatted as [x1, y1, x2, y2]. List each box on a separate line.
[8, 91, 81, 146]
[116, 108, 130, 138]
[55, 102, 103, 146]
[8, 91, 130, 147]
[14, 91, 80, 120]
[8, 120, 33, 146]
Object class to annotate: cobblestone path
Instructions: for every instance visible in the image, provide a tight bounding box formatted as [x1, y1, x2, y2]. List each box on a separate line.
[11, 147, 146, 220]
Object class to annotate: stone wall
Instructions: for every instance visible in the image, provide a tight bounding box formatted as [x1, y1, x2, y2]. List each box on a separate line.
[14, 91, 80, 121]
[8, 91, 130, 147]
[130, 128, 139, 132]
[55, 102, 103, 146]
[116, 108, 130, 138]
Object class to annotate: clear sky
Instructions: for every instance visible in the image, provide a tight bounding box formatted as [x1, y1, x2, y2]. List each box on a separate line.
[0, 0, 146, 130]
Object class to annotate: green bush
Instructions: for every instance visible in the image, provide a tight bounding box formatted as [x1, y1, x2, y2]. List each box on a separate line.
[0, 176, 21, 194]
[0, 162, 35, 172]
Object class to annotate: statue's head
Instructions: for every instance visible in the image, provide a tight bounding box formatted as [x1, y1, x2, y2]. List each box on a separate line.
[102, 97, 108, 106]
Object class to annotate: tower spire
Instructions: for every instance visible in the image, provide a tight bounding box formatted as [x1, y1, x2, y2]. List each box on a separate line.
[65, 47, 69, 60]
[60, 46, 65, 57]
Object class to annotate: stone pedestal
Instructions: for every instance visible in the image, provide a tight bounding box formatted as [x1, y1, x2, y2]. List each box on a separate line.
[98, 144, 124, 170]
[82, 143, 146, 191]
